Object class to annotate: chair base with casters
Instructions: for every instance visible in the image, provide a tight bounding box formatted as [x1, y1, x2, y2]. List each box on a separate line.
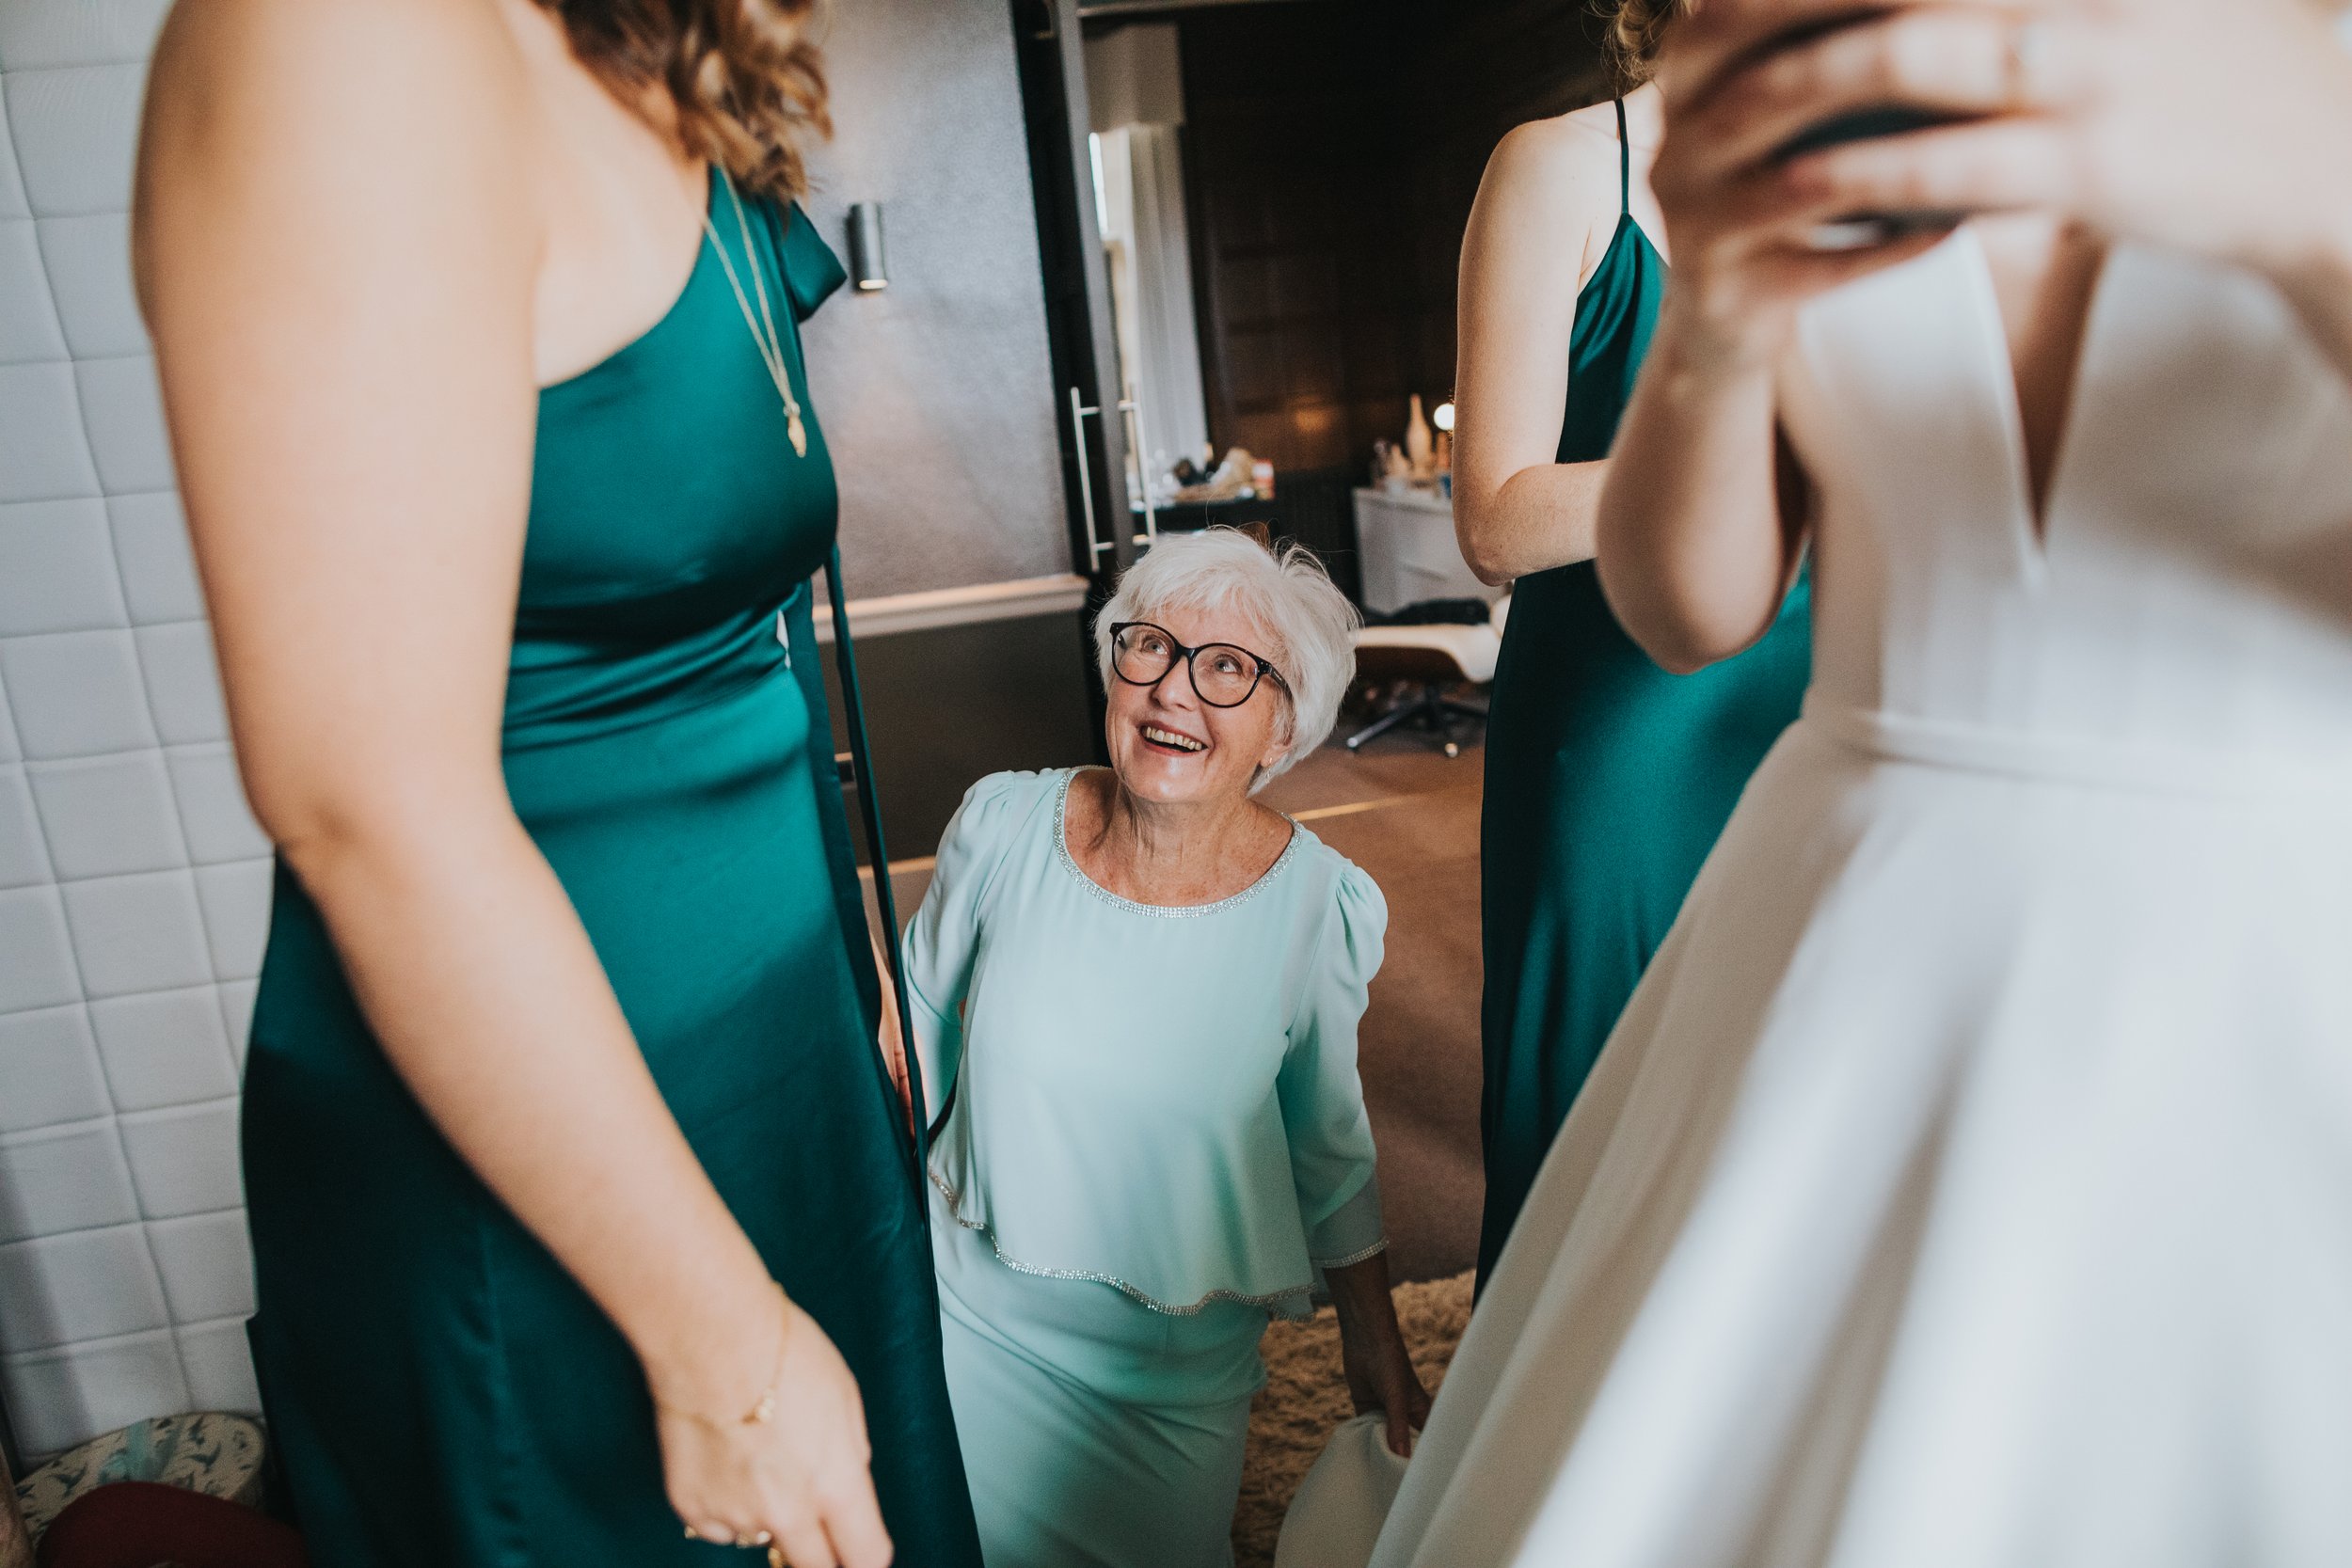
[1344, 616, 1502, 758]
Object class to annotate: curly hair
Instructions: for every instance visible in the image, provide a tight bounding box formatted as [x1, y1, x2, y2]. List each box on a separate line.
[1601, 0, 1690, 89]
[539, 0, 832, 203]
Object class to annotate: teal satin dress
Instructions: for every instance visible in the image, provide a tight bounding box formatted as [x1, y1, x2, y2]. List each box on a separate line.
[1475, 104, 1813, 1283]
[240, 173, 983, 1567]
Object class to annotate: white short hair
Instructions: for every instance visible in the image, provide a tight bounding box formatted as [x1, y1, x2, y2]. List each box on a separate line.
[1093, 528, 1360, 788]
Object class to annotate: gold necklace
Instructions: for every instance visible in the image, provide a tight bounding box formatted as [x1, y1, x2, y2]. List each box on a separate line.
[700, 165, 808, 458]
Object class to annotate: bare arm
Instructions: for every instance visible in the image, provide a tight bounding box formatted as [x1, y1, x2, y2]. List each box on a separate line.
[1325, 1251, 1431, 1458]
[135, 6, 882, 1560]
[1594, 1, 1954, 673]
[1451, 119, 1623, 586]
[1596, 324, 1797, 673]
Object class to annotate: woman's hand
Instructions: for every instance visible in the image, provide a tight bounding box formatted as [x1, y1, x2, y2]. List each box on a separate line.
[1342, 1323, 1433, 1460]
[1645, 0, 1964, 374]
[1324, 1254, 1433, 1458]
[1692, 0, 2352, 283]
[871, 938, 914, 1132]
[654, 1294, 894, 1568]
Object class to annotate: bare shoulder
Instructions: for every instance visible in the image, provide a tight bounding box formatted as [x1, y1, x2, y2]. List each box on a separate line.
[149, 0, 520, 117]
[1479, 107, 1626, 231]
[141, 0, 526, 203]
[137, 0, 533, 306]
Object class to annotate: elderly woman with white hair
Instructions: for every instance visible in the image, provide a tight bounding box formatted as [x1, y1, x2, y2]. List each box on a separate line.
[902, 528, 1430, 1567]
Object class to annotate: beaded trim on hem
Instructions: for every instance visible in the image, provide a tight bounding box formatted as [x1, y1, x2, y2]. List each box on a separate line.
[1053, 768, 1302, 920]
[931, 1170, 1327, 1321]
[1311, 1239, 1391, 1271]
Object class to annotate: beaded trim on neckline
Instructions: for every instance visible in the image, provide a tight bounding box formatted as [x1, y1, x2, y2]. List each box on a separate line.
[1052, 768, 1301, 920]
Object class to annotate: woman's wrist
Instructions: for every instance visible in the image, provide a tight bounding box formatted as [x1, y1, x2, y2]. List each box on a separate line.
[637, 1270, 796, 1422]
[1654, 289, 1785, 395]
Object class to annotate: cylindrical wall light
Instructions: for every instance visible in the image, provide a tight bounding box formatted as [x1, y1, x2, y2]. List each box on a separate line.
[847, 203, 888, 293]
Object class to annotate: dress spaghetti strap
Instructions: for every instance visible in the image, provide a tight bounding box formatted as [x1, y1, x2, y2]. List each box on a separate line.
[1613, 97, 1631, 216]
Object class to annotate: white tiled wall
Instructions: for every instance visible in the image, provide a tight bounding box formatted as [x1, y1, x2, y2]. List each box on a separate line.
[0, 0, 266, 1459]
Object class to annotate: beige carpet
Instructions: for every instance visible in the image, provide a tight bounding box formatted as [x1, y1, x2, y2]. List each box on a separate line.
[1230, 1272, 1473, 1567]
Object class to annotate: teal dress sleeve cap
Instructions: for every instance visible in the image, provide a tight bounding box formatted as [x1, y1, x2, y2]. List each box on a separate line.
[1279, 859, 1389, 1267]
[777, 200, 848, 321]
[903, 770, 1056, 1115]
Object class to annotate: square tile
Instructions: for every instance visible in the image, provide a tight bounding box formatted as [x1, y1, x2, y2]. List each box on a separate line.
[0, 360, 99, 502]
[0, 1005, 108, 1134]
[194, 858, 271, 982]
[173, 1315, 259, 1417]
[0, 762, 49, 888]
[4, 61, 147, 218]
[88, 985, 234, 1112]
[119, 1099, 242, 1219]
[59, 868, 209, 997]
[0, 1, 173, 71]
[0, 80, 30, 221]
[215, 978, 258, 1068]
[0, 1117, 139, 1245]
[0, 497, 127, 633]
[134, 622, 226, 745]
[0, 883, 80, 1012]
[39, 212, 143, 359]
[1, 1328, 188, 1459]
[166, 744, 268, 864]
[0, 628, 154, 757]
[0, 1224, 167, 1351]
[107, 490, 202, 624]
[0, 216, 66, 362]
[28, 751, 187, 879]
[146, 1210, 252, 1324]
[74, 353, 174, 495]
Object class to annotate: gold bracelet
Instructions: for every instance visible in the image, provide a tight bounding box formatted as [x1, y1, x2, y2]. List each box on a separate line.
[741, 1285, 792, 1426]
[658, 1283, 793, 1428]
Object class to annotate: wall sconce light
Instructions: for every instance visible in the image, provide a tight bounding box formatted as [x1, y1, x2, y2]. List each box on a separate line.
[847, 203, 888, 293]
[1433, 401, 1456, 434]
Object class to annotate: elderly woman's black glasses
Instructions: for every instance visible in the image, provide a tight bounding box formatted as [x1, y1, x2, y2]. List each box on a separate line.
[1110, 622, 1289, 709]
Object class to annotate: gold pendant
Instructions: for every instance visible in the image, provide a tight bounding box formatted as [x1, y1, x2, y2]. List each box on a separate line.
[787, 405, 808, 458]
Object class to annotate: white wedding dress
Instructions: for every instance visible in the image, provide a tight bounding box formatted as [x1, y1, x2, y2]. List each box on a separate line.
[1364, 229, 2352, 1568]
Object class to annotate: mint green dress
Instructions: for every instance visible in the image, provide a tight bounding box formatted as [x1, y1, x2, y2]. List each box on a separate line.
[1476, 103, 1813, 1282]
[905, 769, 1390, 1568]
[239, 172, 982, 1567]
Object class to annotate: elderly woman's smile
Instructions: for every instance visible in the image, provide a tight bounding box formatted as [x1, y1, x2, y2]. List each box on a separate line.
[1105, 606, 1294, 807]
[1139, 724, 1205, 753]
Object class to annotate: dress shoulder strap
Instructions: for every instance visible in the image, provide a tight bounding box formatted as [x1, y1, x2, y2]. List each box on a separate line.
[1613, 98, 1631, 217]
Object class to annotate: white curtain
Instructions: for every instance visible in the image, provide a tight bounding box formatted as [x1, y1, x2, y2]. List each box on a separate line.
[1118, 125, 1212, 484]
[1084, 24, 1213, 495]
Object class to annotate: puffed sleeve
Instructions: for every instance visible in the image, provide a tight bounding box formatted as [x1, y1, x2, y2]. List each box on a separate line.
[901, 772, 1028, 1120]
[1277, 863, 1390, 1268]
[775, 201, 848, 322]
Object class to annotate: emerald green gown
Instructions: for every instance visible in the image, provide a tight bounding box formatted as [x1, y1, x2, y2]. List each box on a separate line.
[239, 173, 983, 1567]
[1475, 103, 1813, 1283]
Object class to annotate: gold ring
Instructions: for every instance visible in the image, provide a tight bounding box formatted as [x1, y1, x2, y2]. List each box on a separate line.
[768, 1548, 788, 1568]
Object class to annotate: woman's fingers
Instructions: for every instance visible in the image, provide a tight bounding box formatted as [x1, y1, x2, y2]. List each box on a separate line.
[1661, 0, 2009, 117]
[770, 1514, 841, 1568]
[1687, 4, 2080, 181]
[1384, 1401, 1415, 1459]
[817, 1469, 896, 1568]
[1783, 116, 2074, 229]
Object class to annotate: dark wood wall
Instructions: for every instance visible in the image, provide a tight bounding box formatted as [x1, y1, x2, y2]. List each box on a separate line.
[1170, 0, 1608, 476]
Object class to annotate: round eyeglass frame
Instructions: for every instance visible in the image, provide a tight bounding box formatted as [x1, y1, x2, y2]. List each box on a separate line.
[1108, 621, 1290, 709]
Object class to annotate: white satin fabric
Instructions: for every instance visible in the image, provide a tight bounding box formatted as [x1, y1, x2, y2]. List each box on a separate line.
[1360, 230, 2352, 1568]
